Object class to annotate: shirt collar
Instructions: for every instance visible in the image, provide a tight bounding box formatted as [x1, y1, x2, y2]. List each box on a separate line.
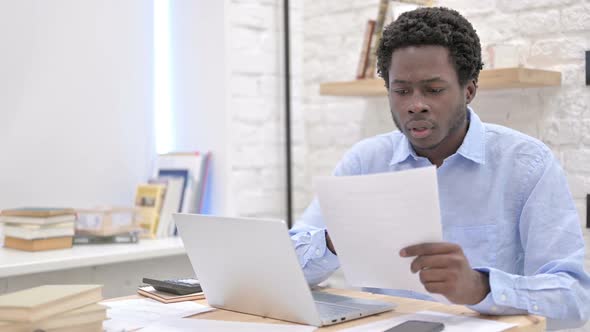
[389, 133, 416, 165]
[457, 107, 486, 164]
[389, 107, 486, 166]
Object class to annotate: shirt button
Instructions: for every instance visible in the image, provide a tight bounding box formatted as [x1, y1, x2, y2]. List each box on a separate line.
[491, 306, 498, 312]
[501, 294, 507, 302]
[533, 305, 539, 311]
[315, 249, 321, 256]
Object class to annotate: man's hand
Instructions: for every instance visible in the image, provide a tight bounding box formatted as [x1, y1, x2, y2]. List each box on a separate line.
[325, 231, 337, 255]
[400, 242, 490, 305]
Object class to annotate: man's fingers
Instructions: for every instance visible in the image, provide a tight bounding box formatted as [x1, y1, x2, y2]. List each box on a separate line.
[418, 268, 447, 284]
[422, 281, 450, 295]
[410, 254, 457, 273]
[401, 242, 461, 257]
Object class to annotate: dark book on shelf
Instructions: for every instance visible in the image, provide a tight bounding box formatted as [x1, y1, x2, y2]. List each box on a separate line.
[364, 0, 389, 79]
[73, 232, 139, 245]
[356, 20, 376, 80]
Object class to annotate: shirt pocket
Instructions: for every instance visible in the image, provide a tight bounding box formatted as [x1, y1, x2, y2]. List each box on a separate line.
[446, 224, 498, 268]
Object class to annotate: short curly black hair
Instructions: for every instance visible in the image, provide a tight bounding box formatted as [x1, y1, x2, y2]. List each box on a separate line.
[377, 7, 483, 88]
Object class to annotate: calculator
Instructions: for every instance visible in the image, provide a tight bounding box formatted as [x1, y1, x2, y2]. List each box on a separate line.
[142, 277, 202, 295]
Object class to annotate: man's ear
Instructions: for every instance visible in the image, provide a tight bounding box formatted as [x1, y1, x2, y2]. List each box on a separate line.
[465, 79, 477, 104]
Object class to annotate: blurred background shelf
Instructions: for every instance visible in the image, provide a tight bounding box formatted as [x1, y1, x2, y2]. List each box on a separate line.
[319, 68, 562, 96]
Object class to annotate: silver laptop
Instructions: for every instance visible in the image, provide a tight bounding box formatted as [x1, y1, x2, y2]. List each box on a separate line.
[174, 213, 395, 327]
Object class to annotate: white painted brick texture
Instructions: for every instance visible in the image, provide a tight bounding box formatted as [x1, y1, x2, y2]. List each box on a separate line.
[229, 1, 291, 218]
[227, 0, 306, 219]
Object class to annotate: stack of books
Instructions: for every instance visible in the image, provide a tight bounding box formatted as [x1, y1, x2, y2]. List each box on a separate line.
[0, 208, 76, 251]
[137, 285, 205, 304]
[0, 284, 105, 332]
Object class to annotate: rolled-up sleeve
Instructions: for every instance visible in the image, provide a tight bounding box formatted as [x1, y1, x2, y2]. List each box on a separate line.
[290, 218, 340, 286]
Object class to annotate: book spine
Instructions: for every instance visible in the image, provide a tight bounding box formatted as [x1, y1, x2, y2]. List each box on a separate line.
[3, 226, 74, 240]
[364, 0, 389, 79]
[196, 152, 212, 213]
[180, 178, 195, 213]
[0, 215, 76, 225]
[356, 20, 376, 80]
[4, 236, 73, 251]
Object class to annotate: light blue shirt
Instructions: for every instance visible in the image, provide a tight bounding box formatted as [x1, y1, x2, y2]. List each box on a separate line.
[290, 108, 590, 329]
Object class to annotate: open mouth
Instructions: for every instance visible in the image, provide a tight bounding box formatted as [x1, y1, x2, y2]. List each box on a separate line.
[407, 120, 434, 139]
[409, 127, 432, 139]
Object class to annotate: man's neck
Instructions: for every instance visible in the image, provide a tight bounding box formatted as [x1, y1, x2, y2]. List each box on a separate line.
[414, 119, 469, 167]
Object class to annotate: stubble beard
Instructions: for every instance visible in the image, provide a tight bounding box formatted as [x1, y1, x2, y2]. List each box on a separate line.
[390, 103, 468, 151]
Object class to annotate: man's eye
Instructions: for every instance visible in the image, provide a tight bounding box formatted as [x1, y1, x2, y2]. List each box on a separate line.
[393, 89, 409, 95]
[429, 88, 444, 94]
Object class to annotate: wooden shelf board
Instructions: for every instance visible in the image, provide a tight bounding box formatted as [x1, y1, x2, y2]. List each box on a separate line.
[393, 0, 434, 6]
[319, 68, 562, 97]
[0, 237, 185, 278]
[320, 79, 387, 97]
[478, 68, 561, 89]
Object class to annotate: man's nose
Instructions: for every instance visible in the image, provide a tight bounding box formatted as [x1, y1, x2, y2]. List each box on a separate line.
[408, 95, 430, 114]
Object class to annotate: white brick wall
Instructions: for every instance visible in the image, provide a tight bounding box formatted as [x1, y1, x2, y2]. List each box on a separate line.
[228, 0, 305, 219]
[228, 0, 282, 218]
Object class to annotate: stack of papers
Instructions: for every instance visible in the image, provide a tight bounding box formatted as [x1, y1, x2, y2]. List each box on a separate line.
[100, 298, 214, 331]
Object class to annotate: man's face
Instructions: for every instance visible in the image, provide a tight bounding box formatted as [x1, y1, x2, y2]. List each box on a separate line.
[387, 45, 472, 152]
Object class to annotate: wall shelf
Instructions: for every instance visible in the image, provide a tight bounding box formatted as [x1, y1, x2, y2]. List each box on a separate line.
[319, 68, 562, 96]
[394, 0, 435, 5]
[0, 237, 185, 278]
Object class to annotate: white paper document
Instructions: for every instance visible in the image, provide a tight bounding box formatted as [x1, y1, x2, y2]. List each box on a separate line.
[314, 166, 442, 294]
[100, 298, 214, 332]
[141, 318, 318, 332]
[339, 310, 516, 332]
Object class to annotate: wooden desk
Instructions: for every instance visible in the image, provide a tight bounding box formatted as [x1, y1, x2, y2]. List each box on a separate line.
[124, 288, 546, 331]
